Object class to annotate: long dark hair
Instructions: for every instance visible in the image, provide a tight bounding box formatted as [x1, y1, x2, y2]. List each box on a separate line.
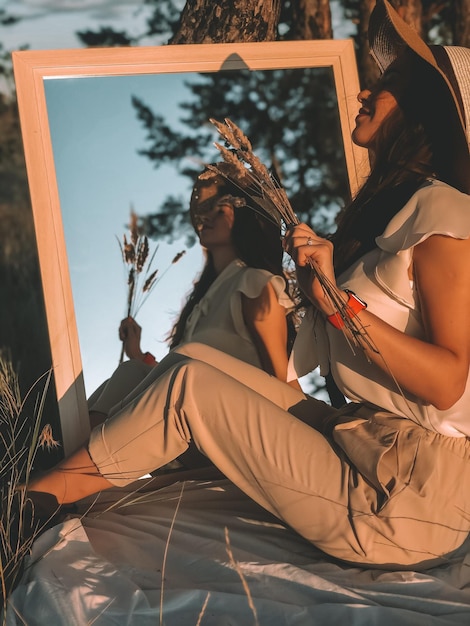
[168, 176, 288, 349]
[331, 95, 435, 276]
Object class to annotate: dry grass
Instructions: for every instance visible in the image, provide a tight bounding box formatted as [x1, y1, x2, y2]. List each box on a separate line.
[0, 353, 59, 621]
[159, 481, 185, 626]
[225, 526, 259, 626]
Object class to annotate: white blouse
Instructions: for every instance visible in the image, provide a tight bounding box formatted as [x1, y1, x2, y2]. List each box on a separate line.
[289, 180, 470, 437]
[180, 259, 292, 369]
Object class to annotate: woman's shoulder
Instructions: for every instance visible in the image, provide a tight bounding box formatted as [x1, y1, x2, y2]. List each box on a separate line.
[236, 267, 292, 308]
[413, 178, 470, 205]
[376, 179, 470, 253]
[237, 266, 282, 294]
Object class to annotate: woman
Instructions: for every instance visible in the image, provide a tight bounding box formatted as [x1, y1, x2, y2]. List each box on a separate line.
[23, 0, 470, 573]
[87, 168, 298, 427]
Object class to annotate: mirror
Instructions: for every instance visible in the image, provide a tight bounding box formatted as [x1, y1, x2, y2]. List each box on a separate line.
[13, 40, 368, 455]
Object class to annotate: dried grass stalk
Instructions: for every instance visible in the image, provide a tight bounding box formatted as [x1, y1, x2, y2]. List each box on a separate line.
[118, 208, 186, 364]
[0, 356, 60, 613]
[224, 526, 259, 626]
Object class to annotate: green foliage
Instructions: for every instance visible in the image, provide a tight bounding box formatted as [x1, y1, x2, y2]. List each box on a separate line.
[76, 27, 135, 47]
[144, 0, 185, 39]
[0, 8, 20, 27]
[75, 0, 184, 47]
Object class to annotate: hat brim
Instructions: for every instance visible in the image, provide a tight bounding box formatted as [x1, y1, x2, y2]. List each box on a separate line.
[368, 0, 470, 194]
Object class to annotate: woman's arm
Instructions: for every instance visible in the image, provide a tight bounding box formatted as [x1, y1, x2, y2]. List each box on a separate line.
[119, 316, 143, 360]
[119, 316, 158, 365]
[353, 234, 470, 409]
[242, 282, 301, 389]
[284, 225, 470, 409]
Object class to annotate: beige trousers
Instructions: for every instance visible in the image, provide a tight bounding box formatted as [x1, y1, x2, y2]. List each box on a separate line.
[88, 343, 470, 569]
[87, 359, 154, 416]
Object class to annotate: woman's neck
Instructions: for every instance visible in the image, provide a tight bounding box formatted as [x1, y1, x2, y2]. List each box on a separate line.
[211, 247, 239, 275]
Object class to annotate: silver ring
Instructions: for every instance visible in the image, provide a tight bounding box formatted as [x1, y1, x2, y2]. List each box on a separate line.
[307, 237, 313, 246]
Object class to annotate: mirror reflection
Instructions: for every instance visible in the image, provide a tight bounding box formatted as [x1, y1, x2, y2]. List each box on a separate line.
[45, 73, 203, 396]
[44, 65, 349, 398]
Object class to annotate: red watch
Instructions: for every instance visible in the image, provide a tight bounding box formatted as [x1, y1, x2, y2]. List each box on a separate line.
[327, 290, 367, 330]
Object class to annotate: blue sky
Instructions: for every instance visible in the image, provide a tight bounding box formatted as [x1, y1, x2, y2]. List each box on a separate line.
[44, 72, 203, 394]
[2, 1, 157, 50]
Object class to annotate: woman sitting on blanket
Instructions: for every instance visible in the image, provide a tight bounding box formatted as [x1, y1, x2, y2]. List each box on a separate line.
[20, 0, 470, 577]
[88, 168, 298, 427]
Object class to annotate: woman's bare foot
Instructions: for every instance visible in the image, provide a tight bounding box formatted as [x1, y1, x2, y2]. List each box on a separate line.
[28, 446, 113, 504]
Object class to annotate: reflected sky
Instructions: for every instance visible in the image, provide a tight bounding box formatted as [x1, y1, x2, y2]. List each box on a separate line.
[45, 73, 205, 395]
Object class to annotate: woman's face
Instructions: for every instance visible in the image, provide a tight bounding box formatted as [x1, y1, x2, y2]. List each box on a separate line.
[352, 88, 399, 151]
[196, 194, 235, 250]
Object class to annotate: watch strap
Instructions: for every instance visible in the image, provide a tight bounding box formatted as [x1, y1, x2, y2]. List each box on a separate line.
[327, 290, 367, 330]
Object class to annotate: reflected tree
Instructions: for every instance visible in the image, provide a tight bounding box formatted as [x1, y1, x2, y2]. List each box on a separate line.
[132, 66, 349, 244]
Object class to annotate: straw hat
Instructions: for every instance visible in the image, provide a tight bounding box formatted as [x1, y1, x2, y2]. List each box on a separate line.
[368, 0, 470, 194]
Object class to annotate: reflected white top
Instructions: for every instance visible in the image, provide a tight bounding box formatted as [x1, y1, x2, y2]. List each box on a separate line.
[181, 259, 292, 369]
[289, 180, 470, 437]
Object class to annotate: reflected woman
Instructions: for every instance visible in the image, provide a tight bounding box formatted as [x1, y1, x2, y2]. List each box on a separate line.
[87, 167, 299, 428]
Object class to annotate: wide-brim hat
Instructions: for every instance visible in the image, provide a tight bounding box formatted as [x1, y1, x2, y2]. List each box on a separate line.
[368, 0, 470, 194]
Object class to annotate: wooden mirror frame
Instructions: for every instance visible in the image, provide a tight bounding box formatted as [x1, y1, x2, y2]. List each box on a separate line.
[13, 40, 368, 455]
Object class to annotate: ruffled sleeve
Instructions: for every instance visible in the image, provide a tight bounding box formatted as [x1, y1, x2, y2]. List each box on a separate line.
[377, 180, 470, 251]
[235, 268, 293, 308]
[230, 268, 293, 340]
[374, 180, 470, 307]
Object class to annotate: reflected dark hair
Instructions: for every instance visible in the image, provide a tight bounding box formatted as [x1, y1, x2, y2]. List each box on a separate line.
[168, 176, 287, 349]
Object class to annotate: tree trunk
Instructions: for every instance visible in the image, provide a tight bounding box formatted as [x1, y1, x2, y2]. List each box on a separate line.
[392, 0, 423, 35]
[170, 0, 282, 43]
[290, 0, 333, 40]
[452, 0, 470, 46]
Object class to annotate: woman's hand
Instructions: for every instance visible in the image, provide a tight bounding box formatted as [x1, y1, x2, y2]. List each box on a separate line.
[119, 316, 145, 361]
[283, 224, 338, 315]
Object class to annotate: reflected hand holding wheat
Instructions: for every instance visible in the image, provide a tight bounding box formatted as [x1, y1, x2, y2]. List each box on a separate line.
[119, 316, 143, 361]
[117, 209, 185, 364]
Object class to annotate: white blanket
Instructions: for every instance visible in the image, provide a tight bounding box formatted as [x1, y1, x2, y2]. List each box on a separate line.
[6, 476, 470, 625]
